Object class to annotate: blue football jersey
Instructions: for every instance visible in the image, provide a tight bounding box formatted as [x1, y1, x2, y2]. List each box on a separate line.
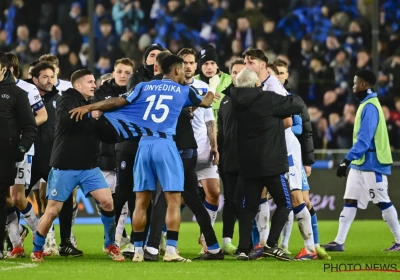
[104, 78, 203, 140]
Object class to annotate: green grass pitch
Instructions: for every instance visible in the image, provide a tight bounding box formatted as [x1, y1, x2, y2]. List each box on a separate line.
[1, 221, 400, 280]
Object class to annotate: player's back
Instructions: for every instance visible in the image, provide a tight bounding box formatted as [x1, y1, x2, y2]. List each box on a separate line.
[105, 78, 201, 140]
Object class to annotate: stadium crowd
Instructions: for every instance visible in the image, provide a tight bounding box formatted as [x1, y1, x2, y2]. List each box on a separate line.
[1, 0, 400, 263]
[1, 0, 400, 149]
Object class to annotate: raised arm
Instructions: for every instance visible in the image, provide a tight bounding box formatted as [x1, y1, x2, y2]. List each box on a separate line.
[69, 83, 145, 121]
[69, 97, 128, 121]
[199, 74, 220, 108]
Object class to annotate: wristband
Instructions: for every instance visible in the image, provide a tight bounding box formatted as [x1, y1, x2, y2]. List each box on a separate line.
[209, 87, 216, 95]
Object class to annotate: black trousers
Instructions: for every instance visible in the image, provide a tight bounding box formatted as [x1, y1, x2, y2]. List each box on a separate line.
[222, 172, 239, 239]
[0, 184, 8, 251]
[147, 151, 219, 249]
[114, 149, 151, 243]
[237, 174, 292, 254]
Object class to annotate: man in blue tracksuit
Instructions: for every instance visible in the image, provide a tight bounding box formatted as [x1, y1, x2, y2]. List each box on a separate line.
[323, 69, 400, 252]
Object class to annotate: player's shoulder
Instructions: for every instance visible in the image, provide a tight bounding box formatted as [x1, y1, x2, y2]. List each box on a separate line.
[56, 79, 72, 91]
[16, 79, 37, 91]
[191, 79, 208, 95]
[263, 75, 287, 96]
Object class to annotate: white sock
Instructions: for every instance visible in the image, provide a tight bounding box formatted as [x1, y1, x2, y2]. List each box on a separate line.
[280, 210, 293, 247]
[18, 224, 24, 234]
[166, 245, 176, 255]
[382, 205, 400, 243]
[257, 201, 270, 246]
[7, 211, 21, 247]
[48, 223, 55, 240]
[135, 246, 144, 255]
[116, 203, 128, 237]
[294, 204, 315, 253]
[146, 246, 159, 255]
[204, 202, 218, 226]
[334, 205, 357, 244]
[208, 248, 220, 254]
[20, 202, 38, 236]
[223, 237, 232, 245]
[71, 204, 78, 228]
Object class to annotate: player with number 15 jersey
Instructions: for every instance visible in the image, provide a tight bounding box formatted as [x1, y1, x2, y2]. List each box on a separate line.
[104, 77, 204, 192]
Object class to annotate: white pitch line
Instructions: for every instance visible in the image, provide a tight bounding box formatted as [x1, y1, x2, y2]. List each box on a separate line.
[0, 261, 38, 271]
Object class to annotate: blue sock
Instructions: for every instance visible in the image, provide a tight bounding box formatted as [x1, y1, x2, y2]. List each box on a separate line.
[33, 232, 46, 252]
[100, 209, 116, 248]
[309, 207, 319, 245]
[166, 239, 177, 248]
[207, 242, 220, 250]
[252, 219, 260, 246]
[134, 240, 144, 248]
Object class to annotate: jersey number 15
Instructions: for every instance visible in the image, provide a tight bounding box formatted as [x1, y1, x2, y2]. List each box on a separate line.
[143, 95, 173, 123]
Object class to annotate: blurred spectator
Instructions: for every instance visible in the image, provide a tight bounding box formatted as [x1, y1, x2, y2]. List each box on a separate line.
[0, 29, 11, 52]
[302, 55, 335, 107]
[48, 24, 63, 55]
[380, 48, 400, 107]
[234, 15, 254, 51]
[95, 54, 112, 77]
[96, 19, 121, 61]
[94, 2, 113, 38]
[11, 24, 29, 55]
[112, 0, 144, 36]
[23, 38, 45, 65]
[331, 104, 356, 149]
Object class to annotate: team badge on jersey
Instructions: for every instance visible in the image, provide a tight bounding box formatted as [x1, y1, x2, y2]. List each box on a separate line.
[51, 189, 57, 196]
[121, 161, 126, 170]
[53, 100, 57, 108]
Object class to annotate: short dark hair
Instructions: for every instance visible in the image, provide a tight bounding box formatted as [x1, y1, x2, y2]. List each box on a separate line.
[0, 51, 9, 69]
[273, 58, 288, 69]
[31, 62, 55, 78]
[229, 57, 245, 74]
[161, 55, 184, 74]
[242, 48, 268, 64]
[71, 69, 93, 85]
[355, 69, 377, 87]
[5, 52, 20, 77]
[177, 48, 197, 61]
[155, 50, 172, 68]
[114, 58, 135, 70]
[267, 63, 279, 75]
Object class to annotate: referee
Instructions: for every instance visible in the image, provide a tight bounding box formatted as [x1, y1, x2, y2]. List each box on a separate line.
[230, 68, 303, 261]
[0, 52, 37, 259]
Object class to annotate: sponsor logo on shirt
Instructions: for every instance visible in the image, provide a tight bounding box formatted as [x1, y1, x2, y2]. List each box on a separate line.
[1, 94, 10, 99]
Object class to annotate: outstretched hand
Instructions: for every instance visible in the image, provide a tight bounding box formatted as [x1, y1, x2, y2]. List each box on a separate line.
[69, 105, 91, 121]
